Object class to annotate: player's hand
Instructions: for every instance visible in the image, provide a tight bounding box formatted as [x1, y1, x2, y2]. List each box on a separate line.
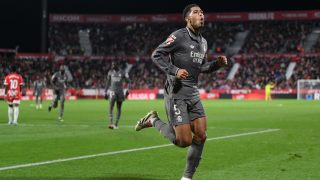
[104, 90, 109, 100]
[105, 90, 110, 100]
[5, 96, 13, 101]
[21, 90, 26, 96]
[104, 93, 109, 100]
[124, 89, 129, 98]
[216, 56, 228, 67]
[176, 69, 189, 80]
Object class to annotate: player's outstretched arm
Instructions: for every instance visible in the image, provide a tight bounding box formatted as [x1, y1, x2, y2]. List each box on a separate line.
[51, 73, 59, 89]
[124, 72, 131, 89]
[4, 85, 8, 95]
[104, 72, 111, 100]
[201, 56, 228, 73]
[33, 81, 36, 94]
[21, 85, 26, 96]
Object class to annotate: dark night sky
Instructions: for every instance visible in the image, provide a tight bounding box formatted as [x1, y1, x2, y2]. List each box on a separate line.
[0, 0, 319, 53]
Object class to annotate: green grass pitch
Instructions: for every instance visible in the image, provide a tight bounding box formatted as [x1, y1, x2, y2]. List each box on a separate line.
[0, 99, 319, 180]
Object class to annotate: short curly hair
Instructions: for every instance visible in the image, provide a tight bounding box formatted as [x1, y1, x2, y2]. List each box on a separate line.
[182, 4, 199, 20]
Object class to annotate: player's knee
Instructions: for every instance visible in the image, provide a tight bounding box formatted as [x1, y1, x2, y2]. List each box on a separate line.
[199, 135, 207, 144]
[176, 137, 192, 148]
[194, 133, 207, 144]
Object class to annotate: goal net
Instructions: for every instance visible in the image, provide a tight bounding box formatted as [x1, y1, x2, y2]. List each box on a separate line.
[297, 79, 320, 100]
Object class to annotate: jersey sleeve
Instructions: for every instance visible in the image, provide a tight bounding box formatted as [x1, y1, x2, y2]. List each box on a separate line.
[105, 71, 111, 91]
[51, 73, 56, 82]
[200, 41, 221, 73]
[19, 75, 24, 85]
[51, 73, 59, 89]
[151, 31, 181, 76]
[200, 59, 220, 73]
[3, 76, 8, 85]
[123, 71, 131, 89]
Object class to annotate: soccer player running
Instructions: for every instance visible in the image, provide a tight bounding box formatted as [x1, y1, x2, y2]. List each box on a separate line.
[48, 65, 68, 121]
[3, 65, 24, 125]
[135, 4, 227, 180]
[33, 75, 46, 109]
[105, 61, 130, 129]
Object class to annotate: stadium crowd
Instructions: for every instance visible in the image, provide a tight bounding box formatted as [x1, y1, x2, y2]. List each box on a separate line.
[231, 56, 291, 89]
[49, 21, 320, 55]
[240, 21, 317, 53]
[48, 22, 246, 55]
[291, 56, 320, 87]
[312, 38, 320, 53]
[1, 20, 320, 91]
[0, 54, 319, 91]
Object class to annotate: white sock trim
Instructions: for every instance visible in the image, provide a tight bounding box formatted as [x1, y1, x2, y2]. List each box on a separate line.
[8, 107, 13, 124]
[13, 106, 19, 124]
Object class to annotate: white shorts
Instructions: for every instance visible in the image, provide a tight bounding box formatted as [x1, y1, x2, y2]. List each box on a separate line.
[8, 100, 20, 105]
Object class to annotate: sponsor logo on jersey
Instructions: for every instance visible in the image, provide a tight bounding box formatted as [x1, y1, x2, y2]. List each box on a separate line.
[190, 51, 205, 64]
[112, 76, 122, 82]
[8, 90, 18, 97]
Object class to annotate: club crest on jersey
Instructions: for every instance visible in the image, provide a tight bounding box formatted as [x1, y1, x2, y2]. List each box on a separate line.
[165, 34, 176, 45]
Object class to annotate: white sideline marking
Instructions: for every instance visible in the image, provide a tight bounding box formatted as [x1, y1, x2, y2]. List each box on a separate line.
[0, 124, 268, 131]
[0, 128, 280, 171]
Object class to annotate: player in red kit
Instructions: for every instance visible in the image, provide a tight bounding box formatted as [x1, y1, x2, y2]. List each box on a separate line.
[3, 66, 24, 125]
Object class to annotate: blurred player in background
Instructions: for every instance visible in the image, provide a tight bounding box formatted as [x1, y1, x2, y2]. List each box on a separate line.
[105, 61, 130, 129]
[3, 65, 24, 125]
[33, 75, 46, 109]
[48, 65, 68, 121]
[265, 82, 275, 101]
[135, 4, 227, 180]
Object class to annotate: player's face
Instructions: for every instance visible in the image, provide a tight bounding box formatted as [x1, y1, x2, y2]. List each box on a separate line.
[112, 62, 119, 70]
[188, 6, 204, 29]
[60, 67, 65, 74]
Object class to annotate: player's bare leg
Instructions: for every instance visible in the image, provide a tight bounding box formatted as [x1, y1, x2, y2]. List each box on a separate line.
[136, 111, 202, 179]
[174, 124, 193, 147]
[182, 117, 207, 179]
[135, 111, 193, 147]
